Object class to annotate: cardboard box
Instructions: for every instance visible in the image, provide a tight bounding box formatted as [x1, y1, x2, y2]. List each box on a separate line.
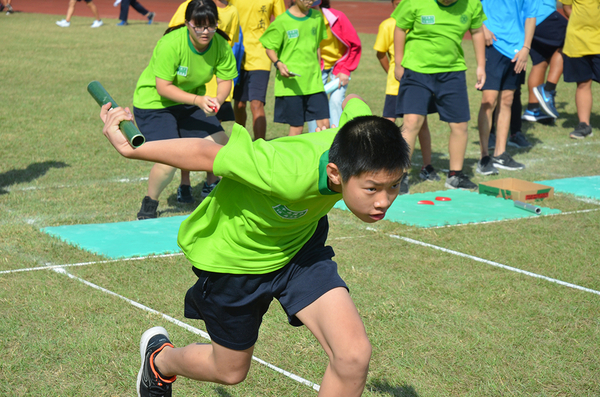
[479, 178, 554, 203]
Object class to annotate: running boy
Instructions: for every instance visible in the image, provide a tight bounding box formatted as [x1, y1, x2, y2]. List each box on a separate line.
[260, 0, 330, 136]
[374, 0, 440, 188]
[393, 0, 486, 190]
[559, 0, 599, 139]
[100, 95, 410, 397]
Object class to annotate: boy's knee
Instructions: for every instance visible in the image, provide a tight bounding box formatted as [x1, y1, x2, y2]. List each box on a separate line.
[216, 367, 250, 385]
[332, 337, 372, 376]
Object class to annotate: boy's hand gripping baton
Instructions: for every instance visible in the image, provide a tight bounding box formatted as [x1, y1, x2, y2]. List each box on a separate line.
[87, 80, 145, 148]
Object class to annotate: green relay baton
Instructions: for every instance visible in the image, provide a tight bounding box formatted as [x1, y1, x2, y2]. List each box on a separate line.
[87, 80, 145, 148]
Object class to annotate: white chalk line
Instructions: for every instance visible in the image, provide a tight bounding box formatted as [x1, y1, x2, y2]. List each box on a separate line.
[46, 266, 320, 392]
[389, 234, 600, 296]
[3, 177, 150, 193]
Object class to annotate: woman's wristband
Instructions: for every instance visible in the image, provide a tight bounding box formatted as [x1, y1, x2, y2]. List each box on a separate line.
[523, 46, 530, 50]
[274, 60, 281, 68]
[192, 95, 198, 106]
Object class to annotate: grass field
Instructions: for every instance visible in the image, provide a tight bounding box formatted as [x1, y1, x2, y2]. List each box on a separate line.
[1, 12, 600, 397]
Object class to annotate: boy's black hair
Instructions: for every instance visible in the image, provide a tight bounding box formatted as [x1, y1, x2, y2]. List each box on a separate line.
[328, 116, 410, 182]
[319, 0, 331, 8]
[164, 0, 230, 42]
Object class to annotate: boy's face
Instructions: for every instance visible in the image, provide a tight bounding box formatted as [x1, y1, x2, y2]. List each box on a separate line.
[329, 166, 404, 223]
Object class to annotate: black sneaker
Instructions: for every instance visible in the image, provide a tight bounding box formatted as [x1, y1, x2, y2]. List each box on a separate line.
[492, 152, 525, 170]
[445, 172, 477, 190]
[137, 196, 159, 220]
[200, 180, 220, 198]
[176, 185, 194, 203]
[137, 327, 176, 397]
[569, 122, 593, 139]
[507, 131, 532, 148]
[419, 164, 441, 182]
[476, 155, 499, 175]
[399, 173, 409, 195]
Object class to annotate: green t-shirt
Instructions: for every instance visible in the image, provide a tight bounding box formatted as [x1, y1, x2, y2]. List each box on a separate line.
[259, 9, 327, 97]
[133, 28, 238, 109]
[177, 98, 372, 274]
[392, 0, 486, 73]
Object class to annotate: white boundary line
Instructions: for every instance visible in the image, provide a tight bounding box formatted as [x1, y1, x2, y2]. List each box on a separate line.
[50, 266, 321, 392]
[389, 234, 600, 296]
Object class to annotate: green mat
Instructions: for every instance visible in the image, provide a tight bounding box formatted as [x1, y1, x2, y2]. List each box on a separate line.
[42, 216, 186, 259]
[334, 189, 561, 228]
[536, 176, 600, 200]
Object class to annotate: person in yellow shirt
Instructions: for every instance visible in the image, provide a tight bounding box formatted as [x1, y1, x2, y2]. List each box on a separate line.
[230, 0, 286, 140]
[168, 0, 241, 203]
[374, 0, 439, 190]
[560, 0, 600, 139]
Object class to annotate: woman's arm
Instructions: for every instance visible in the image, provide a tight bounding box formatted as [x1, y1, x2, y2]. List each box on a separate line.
[155, 77, 217, 113]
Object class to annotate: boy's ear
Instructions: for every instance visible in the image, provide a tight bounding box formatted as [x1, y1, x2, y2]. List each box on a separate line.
[326, 163, 342, 186]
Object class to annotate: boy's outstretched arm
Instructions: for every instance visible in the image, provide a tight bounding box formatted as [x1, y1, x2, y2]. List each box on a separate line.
[470, 26, 486, 90]
[100, 103, 222, 172]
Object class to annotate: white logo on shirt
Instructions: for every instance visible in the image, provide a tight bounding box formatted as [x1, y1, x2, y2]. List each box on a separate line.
[273, 204, 308, 219]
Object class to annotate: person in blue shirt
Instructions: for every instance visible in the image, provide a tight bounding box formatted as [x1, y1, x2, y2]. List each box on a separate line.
[476, 0, 539, 176]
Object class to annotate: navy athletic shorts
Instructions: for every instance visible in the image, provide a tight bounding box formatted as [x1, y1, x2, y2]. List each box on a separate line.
[274, 92, 330, 127]
[530, 11, 568, 65]
[382, 94, 398, 119]
[183, 216, 348, 351]
[563, 54, 600, 83]
[233, 69, 270, 103]
[481, 45, 525, 92]
[395, 68, 464, 123]
[216, 101, 235, 122]
[133, 104, 223, 141]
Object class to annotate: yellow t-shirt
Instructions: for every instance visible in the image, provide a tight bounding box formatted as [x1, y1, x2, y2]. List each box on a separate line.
[320, 16, 347, 70]
[560, 0, 600, 57]
[229, 0, 286, 71]
[373, 17, 398, 96]
[169, 1, 240, 101]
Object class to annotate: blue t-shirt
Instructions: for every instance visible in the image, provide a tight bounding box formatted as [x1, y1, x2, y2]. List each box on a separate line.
[481, 0, 539, 59]
[534, 0, 556, 26]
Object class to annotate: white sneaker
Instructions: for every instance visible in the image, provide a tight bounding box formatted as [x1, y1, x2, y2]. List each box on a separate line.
[113, 0, 122, 6]
[56, 19, 70, 27]
[91, 20, 103, 28]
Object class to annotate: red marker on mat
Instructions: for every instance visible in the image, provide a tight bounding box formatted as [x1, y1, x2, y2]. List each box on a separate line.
[418, 200, 435, 205]
[435, 197, 451, 201]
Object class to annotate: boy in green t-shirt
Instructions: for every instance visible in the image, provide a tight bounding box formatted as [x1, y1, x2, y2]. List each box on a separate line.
[259, 0, 330, 136]
[100, 95, 410, 397]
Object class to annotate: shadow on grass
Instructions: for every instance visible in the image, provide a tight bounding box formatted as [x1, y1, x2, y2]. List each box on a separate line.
[368, 379, 420, 396]
[0, 161, 69, 195]
[213, 386, 234, 397]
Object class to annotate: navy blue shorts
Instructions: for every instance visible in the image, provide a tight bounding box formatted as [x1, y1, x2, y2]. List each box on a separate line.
[530, 11, 568, 65]
[563, 54, 600, 83]
[133, 104, 223, 141]
[383, 94, 398, 119]
[216, 101, 235, 122]
[274, 92, 330, 126]
[233, 69, 270, 103]
[396, 69, 463, 122]
[481, 45, 525, 91]
[183, 216, 347, 351]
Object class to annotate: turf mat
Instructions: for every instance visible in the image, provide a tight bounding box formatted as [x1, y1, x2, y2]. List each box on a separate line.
[41, 215, 186, 259]
[536, 176, 600, 201]
[334, 189, 561, 228]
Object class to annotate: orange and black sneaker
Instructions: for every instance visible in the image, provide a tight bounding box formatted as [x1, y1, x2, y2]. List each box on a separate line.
[137, 327, 176, 397]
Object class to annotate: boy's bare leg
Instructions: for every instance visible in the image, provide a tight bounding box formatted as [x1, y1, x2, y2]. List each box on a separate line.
[575, 79, 593, 125]
[296, 287, 372, 397]
[250, 100, 267, 140]
[155, 341, 254, 385]
[316, 118, 330, 129]
[493, 89, 515, 156]
[401, 113, 426, 159]
[65, 0, 77, 21]
[417, 118, 432, 166]
[147, 163, 177, 200]
[547, 49, 564, 85]
[477, 90, 499, 158]
[86, 1, 101, 20]
[234, 100, 247, 127]
[527, 61, 548, 106]
[448, 121, 468, 171]
[289, 125, 304, 136]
